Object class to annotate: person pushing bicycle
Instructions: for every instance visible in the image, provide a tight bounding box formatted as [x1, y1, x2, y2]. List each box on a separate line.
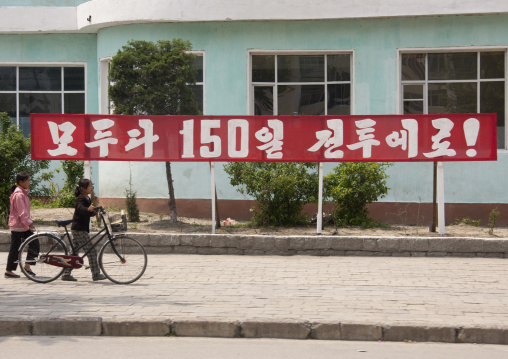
[61, 178, 106, 282]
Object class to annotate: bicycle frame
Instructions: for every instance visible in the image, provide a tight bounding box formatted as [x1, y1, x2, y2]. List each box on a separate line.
[59, 209, 124, 263]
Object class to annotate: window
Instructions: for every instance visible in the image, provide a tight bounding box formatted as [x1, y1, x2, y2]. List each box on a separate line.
[0, 65, 86, 137]
[251, 52, 352, 116]
[189, 54, 204, 114]
[401, 51, 506, 149]
[100, 53, 204, 116]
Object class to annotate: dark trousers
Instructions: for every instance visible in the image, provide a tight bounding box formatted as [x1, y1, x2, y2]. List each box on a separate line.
[6, 230, 38, 272]
[63, 230, 100, 278]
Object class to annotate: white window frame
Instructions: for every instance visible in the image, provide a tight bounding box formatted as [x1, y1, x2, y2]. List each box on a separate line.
[247, 50, 355, 116]
[398, 46, 508, 152]
[0, 62, 88, 126]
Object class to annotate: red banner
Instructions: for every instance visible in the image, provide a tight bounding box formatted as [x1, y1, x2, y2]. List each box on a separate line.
[30, 113, 497, 162]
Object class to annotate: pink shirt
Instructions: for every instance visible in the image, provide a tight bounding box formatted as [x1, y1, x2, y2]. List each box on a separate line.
[8, 186, 33, 232]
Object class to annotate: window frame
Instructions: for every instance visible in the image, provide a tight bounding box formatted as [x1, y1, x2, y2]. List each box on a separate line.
[247, 50, 355, 116]
[0, 62, 87, 131]
[398, 47, 508, 152]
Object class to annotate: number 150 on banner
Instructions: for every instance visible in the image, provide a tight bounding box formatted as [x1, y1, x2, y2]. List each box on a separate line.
[30, 113, 497, 162]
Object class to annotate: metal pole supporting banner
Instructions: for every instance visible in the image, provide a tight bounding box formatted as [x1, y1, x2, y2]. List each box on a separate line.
[437, 161, 445, 235]
[210, 162, 216, 235]
[317, 162, 323, 235]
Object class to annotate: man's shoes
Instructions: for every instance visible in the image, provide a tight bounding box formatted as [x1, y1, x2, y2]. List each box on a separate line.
[93, 274, 107, 281]
[61, 274, 77, 282]
[4, 272, 20, 279]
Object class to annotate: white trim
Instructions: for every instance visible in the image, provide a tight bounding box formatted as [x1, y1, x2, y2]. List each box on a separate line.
[3, 1, 508, 33]
[99, 57, 112, 115]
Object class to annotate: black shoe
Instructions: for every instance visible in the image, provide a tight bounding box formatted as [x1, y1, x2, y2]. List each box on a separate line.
[93, 274, 107, 281]
[4, 272, 20, 279]
[24, 268, 36, 276]
[61, 274, 77, 282]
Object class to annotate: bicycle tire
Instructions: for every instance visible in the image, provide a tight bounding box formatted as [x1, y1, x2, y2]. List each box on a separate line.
[99, 235, 147, 284]
[18, 233, 69, 283]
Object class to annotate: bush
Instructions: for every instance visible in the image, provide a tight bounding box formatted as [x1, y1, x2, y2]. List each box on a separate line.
[0, 112, 49, 227]
[324, 162, 392, 227]
[223, 162, 318, 226]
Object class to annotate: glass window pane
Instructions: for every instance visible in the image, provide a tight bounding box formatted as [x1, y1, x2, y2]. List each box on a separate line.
[19, 67, 61, 91]
[19, 117, 31, 138]
[278, 85, 325, 115]
[480, 52, 505, 79]
[401, 53, 425, 81]
[0, 93, 16, 118]
[192, 56, 204, 83]
[0, 67, 16, 90]
[481, 81, 505, 149]
[403, 101, 424, 114]
[428, 53, 477, 80]
[189, 85, 203, 113]
[327, 54, 350, 81]
[403, 84, 424, 100]
[278, 55, 324, 82]
[428, 83, 477, 114]
[19, 93, 62, 117]
[64, 93, 85, 114]
[254, 86, 273, 115]
[64, 67, 85, 91]
[327, 84, 350, 115]
[252, 55, 275, 82]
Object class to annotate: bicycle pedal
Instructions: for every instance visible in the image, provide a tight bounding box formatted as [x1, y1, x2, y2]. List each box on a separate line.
[84, 265, 90, 270]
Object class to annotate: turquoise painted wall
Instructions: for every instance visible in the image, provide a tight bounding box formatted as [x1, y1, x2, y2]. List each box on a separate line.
[98, 15, 508, 203]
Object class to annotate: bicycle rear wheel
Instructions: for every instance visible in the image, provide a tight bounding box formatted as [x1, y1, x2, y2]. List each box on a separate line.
[18, 233, 69, 283]
[99, 235, 147, 284]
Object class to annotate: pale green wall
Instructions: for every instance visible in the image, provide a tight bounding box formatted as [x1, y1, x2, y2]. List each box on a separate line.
[96, 15, 508, 204]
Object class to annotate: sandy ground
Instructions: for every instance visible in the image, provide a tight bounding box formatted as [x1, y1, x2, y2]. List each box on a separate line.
[30, 207, 508, 238]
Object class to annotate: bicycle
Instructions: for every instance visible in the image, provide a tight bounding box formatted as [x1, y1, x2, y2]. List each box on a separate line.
[17, 206, 147, 284]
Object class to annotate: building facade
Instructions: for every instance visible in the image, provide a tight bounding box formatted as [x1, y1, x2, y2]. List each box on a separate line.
[1, 0, 507, 225]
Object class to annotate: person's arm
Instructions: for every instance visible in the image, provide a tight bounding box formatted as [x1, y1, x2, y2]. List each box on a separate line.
[75, 195, 93, 217]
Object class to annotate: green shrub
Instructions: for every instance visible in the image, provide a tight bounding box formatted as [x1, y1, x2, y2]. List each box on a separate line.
[223, 162, 318, 226]
[125, 166, 140, 222]
[0, 112, 49, 227]
[324, 162, 392, 227]
[488, 208, 500, 235]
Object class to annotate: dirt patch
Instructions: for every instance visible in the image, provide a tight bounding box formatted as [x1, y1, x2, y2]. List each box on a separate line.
[30, 207, 508, 238]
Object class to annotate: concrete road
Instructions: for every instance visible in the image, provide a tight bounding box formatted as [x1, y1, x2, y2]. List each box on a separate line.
[1, 336, 508, 359]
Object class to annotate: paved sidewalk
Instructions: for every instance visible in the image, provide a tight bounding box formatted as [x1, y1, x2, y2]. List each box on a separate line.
[1, 254, 508, 344]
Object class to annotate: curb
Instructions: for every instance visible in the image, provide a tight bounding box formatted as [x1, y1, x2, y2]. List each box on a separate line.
[1, 317, 507, 344]
[5, 231, 506, 258]
[2, 232, 507, 258]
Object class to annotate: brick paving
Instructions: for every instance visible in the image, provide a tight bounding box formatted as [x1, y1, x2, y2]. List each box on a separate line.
[1, 254, 508, 343]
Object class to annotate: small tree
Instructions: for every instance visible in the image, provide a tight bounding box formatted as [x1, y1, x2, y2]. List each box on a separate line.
[0, 112, 49, 226]
[108, 39, 200, 223]
[224, 162, 318, 226]
[324, 162, 392, 227]
[57, 160, 85, 207]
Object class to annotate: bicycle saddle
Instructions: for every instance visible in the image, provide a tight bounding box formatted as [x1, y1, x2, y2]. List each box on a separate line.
[55, 219, 73, 227]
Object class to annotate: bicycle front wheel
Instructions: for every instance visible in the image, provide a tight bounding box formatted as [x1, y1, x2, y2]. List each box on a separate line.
[99, 235, 147, 284]
[19, 233, 69, 283]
